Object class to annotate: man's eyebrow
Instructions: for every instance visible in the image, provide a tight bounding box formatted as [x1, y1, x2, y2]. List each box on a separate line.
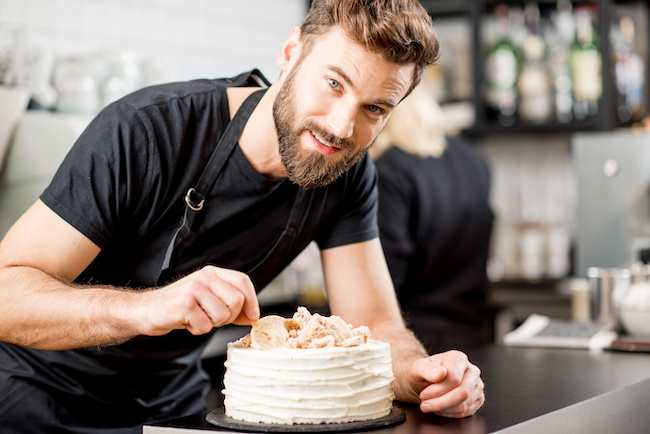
[328, 65, 398, 109]
[329, 65, 355, 89]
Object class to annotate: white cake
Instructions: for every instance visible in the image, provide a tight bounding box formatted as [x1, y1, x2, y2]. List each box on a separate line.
[221, 308, 395, 425]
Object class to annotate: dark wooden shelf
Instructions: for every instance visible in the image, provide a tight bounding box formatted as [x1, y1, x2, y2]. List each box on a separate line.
[447, 0, 648, 135]
[464, 118, 609, 136]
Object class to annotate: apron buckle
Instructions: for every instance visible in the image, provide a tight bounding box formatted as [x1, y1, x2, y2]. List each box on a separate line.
[184, 188, 205, 211]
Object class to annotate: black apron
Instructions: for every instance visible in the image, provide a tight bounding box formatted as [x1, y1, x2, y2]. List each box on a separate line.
[157, 87, 309, 289]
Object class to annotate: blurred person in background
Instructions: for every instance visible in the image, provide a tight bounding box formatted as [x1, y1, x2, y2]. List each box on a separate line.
[370, 71, 495, 354]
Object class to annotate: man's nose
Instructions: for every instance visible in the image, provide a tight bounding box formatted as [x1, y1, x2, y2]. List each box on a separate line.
[326, 102, 356, 140]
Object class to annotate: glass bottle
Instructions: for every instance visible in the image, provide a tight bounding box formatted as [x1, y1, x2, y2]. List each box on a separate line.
[484, 4, 519, 127]
[518, 3, 552, 123]
[612, 16, 645, 125]
[549, 0, 575, 123]
[570, 6, 602, 121]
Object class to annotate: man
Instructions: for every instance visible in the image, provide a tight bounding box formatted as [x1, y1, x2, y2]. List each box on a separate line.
[0, 0, 484, 432]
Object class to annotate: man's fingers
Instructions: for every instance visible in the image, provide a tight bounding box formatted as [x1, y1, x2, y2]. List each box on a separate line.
[180, 296, 216, 335]
[192, 280, 245, 327]
[419, 359, 485, 418]
[144, 266, 259, 336]
[207, 266, 260, 321]
[420, 383, 469, 413]
[435, 388, 486, 418]
[410, 357, 447, 391]
[430, 394, 485, 418]
[421, 390, 484, 418]
[412, 350, 484, 418]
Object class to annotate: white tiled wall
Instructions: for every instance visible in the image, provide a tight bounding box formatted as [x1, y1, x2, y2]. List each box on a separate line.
[0, 1, 311, 304]
[0, 0, 307, 84]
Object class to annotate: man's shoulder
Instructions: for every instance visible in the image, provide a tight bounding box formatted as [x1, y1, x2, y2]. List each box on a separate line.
[120, 69, 268, 110]
[117, 78, 227, 111]
[114, 69, 269, 113]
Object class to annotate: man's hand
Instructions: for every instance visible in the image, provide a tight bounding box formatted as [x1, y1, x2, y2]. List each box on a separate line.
[318, 240, 484, 418]
[138, 265, 260, 336]
[409, 350, 485, 418]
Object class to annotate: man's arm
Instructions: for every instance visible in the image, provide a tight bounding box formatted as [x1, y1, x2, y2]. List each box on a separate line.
[0, 200, 260, 351]
[321, 238, 484, 418]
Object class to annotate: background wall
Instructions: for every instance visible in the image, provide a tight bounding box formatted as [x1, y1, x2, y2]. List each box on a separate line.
[0, 0, 311, 306]
[0, 1, 579, 286]
[0, 0, 307, 111]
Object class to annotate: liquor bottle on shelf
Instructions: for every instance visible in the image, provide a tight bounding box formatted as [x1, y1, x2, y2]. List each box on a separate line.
[569, 6, 602, 121]
[518, 3, 552, 123]
[611, 16, 645, 125]
[483, 3, 519, 127]
[548, 0, 575, 124]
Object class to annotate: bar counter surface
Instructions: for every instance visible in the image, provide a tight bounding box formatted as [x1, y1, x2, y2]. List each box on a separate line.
[144, 346, 650, 433]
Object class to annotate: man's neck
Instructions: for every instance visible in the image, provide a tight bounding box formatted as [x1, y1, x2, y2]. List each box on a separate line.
[227, 86, 287, 180]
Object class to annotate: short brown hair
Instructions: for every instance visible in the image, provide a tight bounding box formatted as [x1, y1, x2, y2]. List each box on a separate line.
[301, 0, 440, 96]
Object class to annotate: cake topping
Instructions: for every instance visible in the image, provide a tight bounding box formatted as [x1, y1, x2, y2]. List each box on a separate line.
[249, 315, 289, 351]
[243, 306, 370, 350]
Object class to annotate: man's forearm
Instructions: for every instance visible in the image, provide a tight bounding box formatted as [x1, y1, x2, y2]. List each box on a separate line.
[0, 265, 141, 351]
[0, 263, 259, 351]
[369, 321, 428, 403]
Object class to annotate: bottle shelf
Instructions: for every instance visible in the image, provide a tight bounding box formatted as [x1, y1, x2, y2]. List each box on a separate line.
[465, 118, 606, 136]
[423, 0, 650, 135]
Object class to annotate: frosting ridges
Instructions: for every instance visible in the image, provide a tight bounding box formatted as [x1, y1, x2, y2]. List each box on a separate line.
[222, 339, 395, 424]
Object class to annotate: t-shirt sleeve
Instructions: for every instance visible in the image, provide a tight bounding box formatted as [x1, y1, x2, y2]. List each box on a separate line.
[315, 155, 379, 250]
[40, 101, 154, 249]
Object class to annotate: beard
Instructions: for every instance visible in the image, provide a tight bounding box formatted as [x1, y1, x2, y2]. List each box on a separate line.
[272, 62, 371, 189]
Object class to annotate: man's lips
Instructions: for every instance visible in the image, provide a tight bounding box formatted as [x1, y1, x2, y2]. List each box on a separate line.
[309, 130, 342, 156]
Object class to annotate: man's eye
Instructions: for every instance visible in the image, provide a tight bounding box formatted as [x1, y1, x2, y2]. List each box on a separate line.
[368, 105, 383, 114]
[327, 78, 340, 89]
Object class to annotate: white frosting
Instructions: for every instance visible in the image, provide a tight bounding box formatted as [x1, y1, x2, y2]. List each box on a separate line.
[222, 339, 395, 424]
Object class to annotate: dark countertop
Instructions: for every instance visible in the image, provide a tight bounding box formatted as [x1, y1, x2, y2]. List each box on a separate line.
[144, 346, 650, 433]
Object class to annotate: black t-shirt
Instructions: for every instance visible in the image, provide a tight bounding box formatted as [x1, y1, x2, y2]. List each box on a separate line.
[40, 70, 378, 290]
[374, 136, 494, 353]
[0, 70, 379, 429]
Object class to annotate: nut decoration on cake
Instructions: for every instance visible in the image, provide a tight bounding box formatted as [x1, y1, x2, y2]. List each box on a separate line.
[222, 307, 395, 425]
[243, 306, 370, 350]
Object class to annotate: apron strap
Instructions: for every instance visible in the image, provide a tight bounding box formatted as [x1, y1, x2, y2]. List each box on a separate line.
[184, 88, 267, 211]
[160, 88, 267, 277]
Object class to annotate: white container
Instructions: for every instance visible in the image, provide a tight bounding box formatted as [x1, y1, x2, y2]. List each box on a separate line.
[618, 282, 650, 336]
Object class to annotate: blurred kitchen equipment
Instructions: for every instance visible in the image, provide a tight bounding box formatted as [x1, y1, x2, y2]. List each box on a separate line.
[502, 264, 623, 350]
[570, 278, 591, 323]
[53, 49, 145, 114]
[611, 259, 650, 336]
[0, 29, 14, 85]
[503, 313, 617, 350]
[484, 139, 574, 283]
[0, 111, 93, 237]
[573, 131, 650, 278]
[587, 267, 628, 329]
[7, 29, 58, 109]
[0, 86, 30, 168]
[617, 281, 650, 336]
[97, 49, 144, 107]
[53, 55, 101, 114]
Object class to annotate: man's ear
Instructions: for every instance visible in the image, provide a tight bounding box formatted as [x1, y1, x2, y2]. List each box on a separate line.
[276, 26, 302, 73]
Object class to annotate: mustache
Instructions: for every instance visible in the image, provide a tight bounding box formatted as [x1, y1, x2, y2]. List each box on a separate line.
[303, 120, 355, 152]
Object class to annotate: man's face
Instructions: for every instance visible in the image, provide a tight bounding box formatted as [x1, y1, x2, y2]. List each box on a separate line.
[273, 27, 414, 189]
